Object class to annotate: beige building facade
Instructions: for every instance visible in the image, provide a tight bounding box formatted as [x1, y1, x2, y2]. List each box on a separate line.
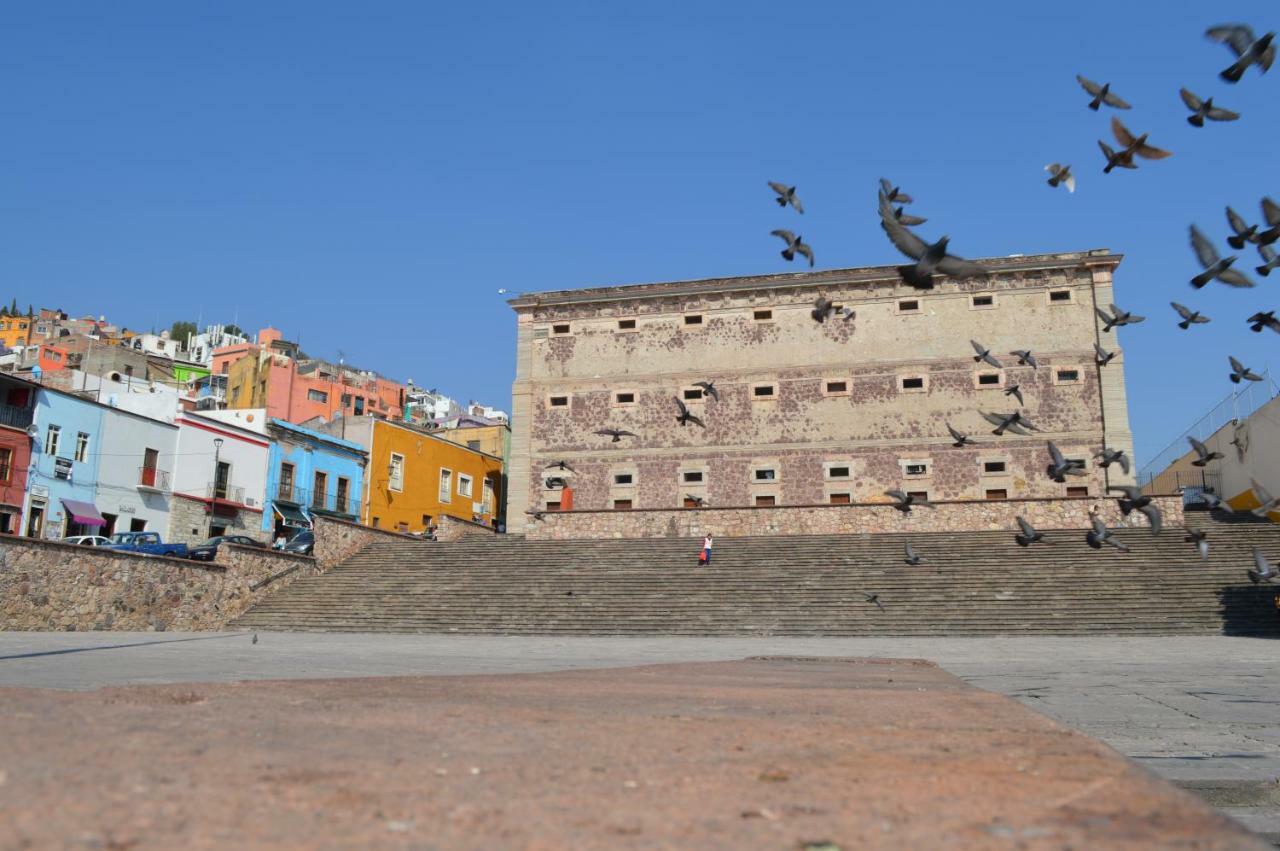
[506, 250, 1135, 533]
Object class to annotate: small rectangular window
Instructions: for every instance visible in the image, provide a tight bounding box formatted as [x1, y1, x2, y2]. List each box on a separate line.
[898, 299, 920, 312]
[457, 474, 474, 499]
[825, 380, 848, 394]
[1049, 290, 1072, 303]
[388, 453, 405, 492]
[74, 432, 90, 463]
[985, 488, 1009, 500]
[614, 473, 633, 485]
[613, 499, 633, 510]
[983, 461, 1007, 474]
[977, 373, 1001, 386]
[683, 314, 703, 326]
[307, 389, 328, 403]
[682, 471, 704, 483]
[971, 294, 994, 307]
[615, 392, 635, 405]
[905, 463, 928, 476]
[437, 467, 451, 502]
[552, 323, 571, 335]
[683, 388, 703, 400]
[546, 501, 562, 511]
[754, 468, 776, 481]
[44, 424, 60, 456]
[901, 376, 925, 391]
[1066, 486, 1089, 497]
[754, 495, 776, 507]
[549, 395, 569, 408]
[828, 466, 850, 479]
[683, 497, 702, 508]
[753, 385, 776, 399]
[1056, 369, 1080, 383]
[753, 309, 773, 321]
[829, 493, 851, 505]
[907, 491, 929, 501]
[617, 318, 636, 330]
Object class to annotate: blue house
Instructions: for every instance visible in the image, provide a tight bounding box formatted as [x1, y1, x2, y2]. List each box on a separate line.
[263, 419, 367, 539]
[24, 385, 106, 540]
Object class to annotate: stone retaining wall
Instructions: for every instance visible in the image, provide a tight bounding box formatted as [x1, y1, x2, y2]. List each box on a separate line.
[310, 515, 424, 570]
[523, 495, 1185, 541]
[0, 537, 319, 632]
[435, 515, 497, 542]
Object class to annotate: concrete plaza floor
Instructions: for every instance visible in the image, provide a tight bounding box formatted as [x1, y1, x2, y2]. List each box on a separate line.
[2, 632, 1278, 840]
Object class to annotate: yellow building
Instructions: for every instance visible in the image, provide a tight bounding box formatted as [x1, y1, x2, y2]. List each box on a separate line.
[0, 316, 32, 350]
[334, 416, 503, 533]
[436, 422, 509, 459]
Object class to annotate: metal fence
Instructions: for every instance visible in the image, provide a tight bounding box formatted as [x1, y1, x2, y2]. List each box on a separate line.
[1137, 370, 1279, 488]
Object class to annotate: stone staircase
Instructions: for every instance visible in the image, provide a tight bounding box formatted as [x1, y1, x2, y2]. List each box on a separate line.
[232, 514, 1280, 635]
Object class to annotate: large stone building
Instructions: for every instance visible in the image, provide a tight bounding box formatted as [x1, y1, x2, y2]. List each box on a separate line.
[506, 249, 1134, 533]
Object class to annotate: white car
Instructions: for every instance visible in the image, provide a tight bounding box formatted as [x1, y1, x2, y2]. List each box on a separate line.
[63, 535, 112, 547]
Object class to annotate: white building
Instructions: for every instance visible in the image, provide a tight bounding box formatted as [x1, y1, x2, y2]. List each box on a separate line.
[405, 387, 459, 421]
[168, 409, 270, 545]
[466, 401, 509, 423]
[95, 405, 179, 536]
[130, 332, 181, 360]
[186, 324, 249, 367]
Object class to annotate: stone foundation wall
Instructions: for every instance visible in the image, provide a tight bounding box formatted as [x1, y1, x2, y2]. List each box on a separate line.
[435, 515, 497, 542]
[311, 515, 425, 570]
[0, 537, 320, 632]
[166, 494, 269, 548]
[523, 495, 1185, 541]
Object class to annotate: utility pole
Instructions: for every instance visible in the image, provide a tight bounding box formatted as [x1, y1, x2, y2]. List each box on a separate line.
[206, 437, 223, 540]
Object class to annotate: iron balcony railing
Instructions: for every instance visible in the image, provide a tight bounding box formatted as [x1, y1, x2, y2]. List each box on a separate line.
[0, 403, 34, 430]
[275, 483, 307, 504]
[138, 467, 171, 491]
[205, 482, 246, 505]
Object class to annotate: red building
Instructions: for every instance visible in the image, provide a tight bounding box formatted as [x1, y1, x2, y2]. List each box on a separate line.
[0, 375, 35, 534]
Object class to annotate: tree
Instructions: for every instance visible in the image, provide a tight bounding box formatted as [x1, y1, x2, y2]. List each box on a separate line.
[223, 323, 245, 337]
[7, 298, 16, 315]
[170, 320, 198, 345]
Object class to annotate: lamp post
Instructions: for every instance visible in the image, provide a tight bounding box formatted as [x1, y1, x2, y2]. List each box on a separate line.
[207, 437, 223, 539]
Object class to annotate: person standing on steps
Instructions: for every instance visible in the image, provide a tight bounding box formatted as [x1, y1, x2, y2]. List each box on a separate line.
[698, 533, 713, 567]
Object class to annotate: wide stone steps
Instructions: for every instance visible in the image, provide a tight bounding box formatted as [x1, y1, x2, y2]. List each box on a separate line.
[233, 516, 1280, 635]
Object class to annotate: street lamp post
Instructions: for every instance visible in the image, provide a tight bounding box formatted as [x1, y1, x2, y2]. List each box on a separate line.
[207, 437, 223, 540]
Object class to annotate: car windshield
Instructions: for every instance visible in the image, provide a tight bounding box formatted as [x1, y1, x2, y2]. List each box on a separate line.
[108, 533, 135, 544]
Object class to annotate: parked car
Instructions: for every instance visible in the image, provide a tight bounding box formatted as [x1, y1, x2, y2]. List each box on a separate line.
[187, 535, 265, 562]
[101, 531, 189, 559]
[63, 535, 112, 547]
[283, 530, 314, 556]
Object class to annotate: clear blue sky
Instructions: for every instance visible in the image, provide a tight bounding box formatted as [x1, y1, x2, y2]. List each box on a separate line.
[3, 1, 1276, 465]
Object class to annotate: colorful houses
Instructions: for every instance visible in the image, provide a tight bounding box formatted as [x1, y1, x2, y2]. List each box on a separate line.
[263, 419, 367, 540]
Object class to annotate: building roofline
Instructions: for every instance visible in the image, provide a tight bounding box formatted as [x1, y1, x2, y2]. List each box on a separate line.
[267, 417, 369, 455]
[359, 415, 505, 463]
[6, 373, 179, 430]
[507, 249, 1121, 309]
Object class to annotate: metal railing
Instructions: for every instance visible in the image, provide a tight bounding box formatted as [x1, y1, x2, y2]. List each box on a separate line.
[1137, 370, 1279, 487]
[138, 467, 171, 491]
[275, 483, 307, 504]
[205, 482, 246, 504]
[0, 403, 33, 430]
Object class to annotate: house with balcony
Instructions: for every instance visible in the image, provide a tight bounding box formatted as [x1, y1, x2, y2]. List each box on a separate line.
[0, 375, 36, 534]
[167, 410, 270, 546]
[95, 403, 179, 536]
[263, 419, 367, 539]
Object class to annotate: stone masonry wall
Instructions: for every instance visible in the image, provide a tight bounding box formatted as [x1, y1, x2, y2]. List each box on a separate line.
[311, 515, 426, 570]
[0, 537, 320, 631]
[523, 495, 1184, 541]
[435, 514, 497, 542]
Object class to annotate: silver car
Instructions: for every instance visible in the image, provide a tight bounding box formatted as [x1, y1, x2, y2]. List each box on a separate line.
[63, 535, 112, 547]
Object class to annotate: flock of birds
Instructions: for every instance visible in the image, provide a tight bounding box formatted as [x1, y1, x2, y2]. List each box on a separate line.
[530, 23, 1280, 598]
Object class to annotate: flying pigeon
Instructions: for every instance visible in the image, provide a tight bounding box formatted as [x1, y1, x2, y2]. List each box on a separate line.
[946, 422, 972, 447]
[878, 192, 989, 286]
[903, 543, 924, 566]
[1170, 302, 1210, 329]
[1108, 485, 1162, 535]
[594, 428, 638, 443]
[1249, 479, 1280, 517]
[1248, 548, 1277, 584]
[767, 181, 804, 214]
[1231, 422, 1249, 460]
[1257, 245, 1280, 276]
[1094, 342, 1116, 366]
[1247, 311, 1280, 334]
[983, 410, 1038, 436]
[811, 297, 836, 323]
[1003, 384, 1024, 406]
[1095, 447, 1130, 475]
[892, 207, 927, 226]
[1227, 207, 1262, 249]
[1046, 441, 1087, 482]
[1015, 516, 1046, 546]
[1076, 75, 1131, 110]
[1188, 436, 1223, 467]
[1097, 139, 1138, 173]
[1010, 350, 1038, 368]
[545, 460, 577, 473]
[1190, 226, 1254, 288]
[771, 230, 814, 267]
[1179, 88, 1240, 126]
[1229, 355, 1263, 383]
[692, 380, 719, 401]
[884, 490, 935, 513]
[970, 339, 1003, 368]
[1259, 197, 1280, 245]
[864, 592, 886, 611]
[673, 397, 705, 428]
[1110, 116, 1173, 162]
[1198, 491, 1225, 510]
[879, 178, 913, 205]
[1206, 24, 1276, 83]
[525, 509, 546, 522]
[1185, 529, 1209, 561]
[1045, 163, 1076, 192]
[1107, 303, 1145, 329]
[1086, 517, 1131, 553]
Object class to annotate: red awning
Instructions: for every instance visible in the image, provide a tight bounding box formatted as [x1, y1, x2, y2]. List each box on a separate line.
[61, 499, 106, 527]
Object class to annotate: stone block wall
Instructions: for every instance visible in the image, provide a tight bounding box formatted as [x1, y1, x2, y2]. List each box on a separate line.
[167, 494, 269, 547]
[311, 515, 425, 570]
[522, 495, 1185, 541]
[435, 514, 497, 542]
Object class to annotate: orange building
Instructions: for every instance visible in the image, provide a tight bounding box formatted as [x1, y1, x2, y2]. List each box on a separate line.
[323, 416, 503, 533]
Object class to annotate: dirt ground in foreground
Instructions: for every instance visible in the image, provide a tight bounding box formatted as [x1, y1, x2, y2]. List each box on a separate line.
[0, 656, 1263, 850]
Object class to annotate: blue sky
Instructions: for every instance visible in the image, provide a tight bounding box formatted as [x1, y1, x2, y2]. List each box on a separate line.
[3, 1, 1276, 464]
